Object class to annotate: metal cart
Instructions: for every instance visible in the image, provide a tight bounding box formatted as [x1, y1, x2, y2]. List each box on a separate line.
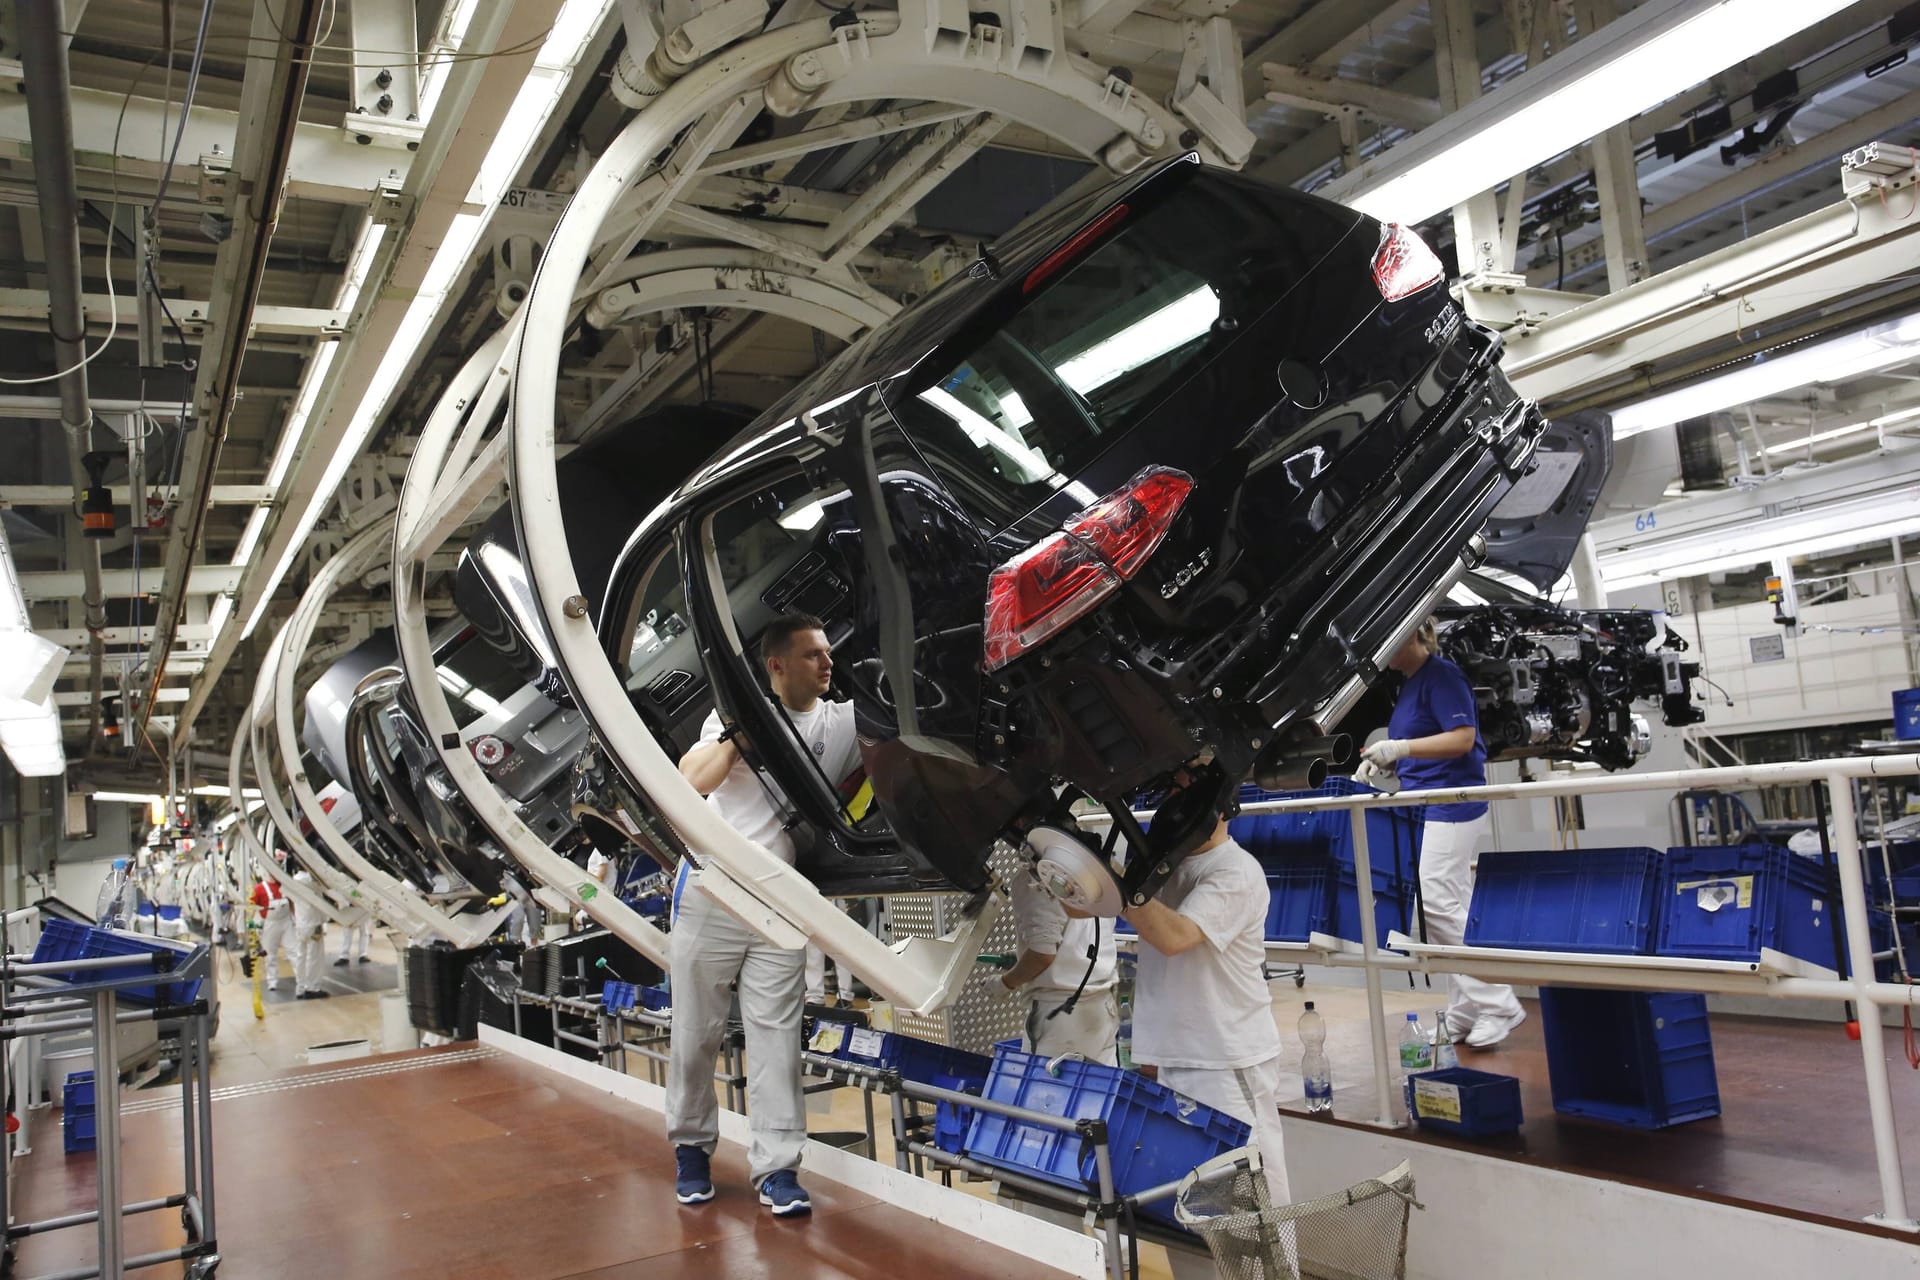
[0, 942, 219, 1279]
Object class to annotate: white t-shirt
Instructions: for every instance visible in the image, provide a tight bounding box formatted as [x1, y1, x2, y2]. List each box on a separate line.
[1011, 869, 1117, 992]
[696, 700, 860, 865]
[585, 849, 611, 882]
[1130, 836, 1281, 1071]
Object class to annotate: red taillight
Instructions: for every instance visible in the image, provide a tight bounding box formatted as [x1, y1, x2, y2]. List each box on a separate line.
[981, 466, 1195, 671]
[1022, 203, 1130, 295]
[1371, 222, 1444, 302]
[1064, 466, 1194, 577]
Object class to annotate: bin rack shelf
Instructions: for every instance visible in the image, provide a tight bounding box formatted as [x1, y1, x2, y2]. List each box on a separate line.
[1384, 932, 1838, 991]
[2, 937, 220, 1279]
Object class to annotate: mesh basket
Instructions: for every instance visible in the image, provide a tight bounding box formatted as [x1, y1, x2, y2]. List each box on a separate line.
[1174, 1151, 1420, 1280]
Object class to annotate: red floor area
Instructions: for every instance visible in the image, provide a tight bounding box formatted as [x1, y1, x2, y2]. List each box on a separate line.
[14, 1047, 1078, 1280]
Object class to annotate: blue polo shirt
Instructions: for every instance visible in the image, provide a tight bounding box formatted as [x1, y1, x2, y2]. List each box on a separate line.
[1387, 654, 1488, 822]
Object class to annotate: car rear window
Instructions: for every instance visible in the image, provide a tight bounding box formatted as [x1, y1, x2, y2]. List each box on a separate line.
[437, 632, 527, 729]
[888, 170, 1360, 524]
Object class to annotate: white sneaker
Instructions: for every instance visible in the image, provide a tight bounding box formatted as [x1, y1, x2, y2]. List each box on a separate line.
[1444, 1012, 1474, 1041]
[1465, 1007, 1526, 1049]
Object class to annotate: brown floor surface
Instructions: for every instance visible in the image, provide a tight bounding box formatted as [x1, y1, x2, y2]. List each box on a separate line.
[14, 1047, 1077, 1280]
[1277, 987, 1920, 1232]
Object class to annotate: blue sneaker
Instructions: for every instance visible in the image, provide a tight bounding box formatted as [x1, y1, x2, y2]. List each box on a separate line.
[757, 1169, 812, 1217]
[674, 1145, 714, 1204]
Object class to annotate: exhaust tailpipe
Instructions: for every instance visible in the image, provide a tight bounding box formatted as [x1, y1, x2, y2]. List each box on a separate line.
[1253, 752, 1329, 792]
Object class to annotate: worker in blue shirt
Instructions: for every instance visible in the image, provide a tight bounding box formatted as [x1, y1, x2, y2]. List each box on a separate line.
[1358, 618, 1525, 1050]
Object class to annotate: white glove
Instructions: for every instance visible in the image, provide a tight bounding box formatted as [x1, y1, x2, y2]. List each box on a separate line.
[1361, 738, 1411, 768]
[1352, 756, 1393, 788]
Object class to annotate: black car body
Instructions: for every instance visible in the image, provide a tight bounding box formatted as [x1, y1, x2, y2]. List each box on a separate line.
[492, 154, 1555, 910]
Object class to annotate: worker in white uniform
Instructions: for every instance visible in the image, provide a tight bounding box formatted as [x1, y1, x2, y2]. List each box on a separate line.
[1002, 869, 1119, 1063]
[1123, 805, 1290, 1280]
[334, 915, 372, 967]
[667, 613, 859, 1219]
[250, 863, 296, 993]
[291, 869, 331, 1000]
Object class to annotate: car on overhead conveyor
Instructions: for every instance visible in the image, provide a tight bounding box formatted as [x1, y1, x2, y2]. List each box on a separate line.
[301, 625, 587, 902]
[481, 152, 1588, 916]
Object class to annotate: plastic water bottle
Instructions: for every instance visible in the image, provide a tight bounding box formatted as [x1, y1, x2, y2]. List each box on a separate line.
[1398, 1012, 1433, 1074]
[1431, 1010, 1459, 1070]
[1298, 1002, 1332, 1113]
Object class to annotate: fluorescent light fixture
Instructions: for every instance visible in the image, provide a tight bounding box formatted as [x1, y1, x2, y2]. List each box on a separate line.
[0, 632, 67, 704]
[1612, 312, 1920, 441]
[241, 7, 612, 643]
[92, 790, 162, 804]
[1336, 0, 1867, 224]
[0, 695, 64, 777]
[1872, 405, 1920, 429]
[1598, 497, 1920, 589]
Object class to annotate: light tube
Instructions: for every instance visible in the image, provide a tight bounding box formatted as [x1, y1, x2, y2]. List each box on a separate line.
[1341, 0, 1868, 225]
[1611, 312, 1920, 440]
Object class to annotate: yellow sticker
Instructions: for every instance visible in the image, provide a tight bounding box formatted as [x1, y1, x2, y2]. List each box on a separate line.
[808, 1023, 846, 1054]
[1675, 875, 1753, 909]
[1413, 1078, 1462, 1123]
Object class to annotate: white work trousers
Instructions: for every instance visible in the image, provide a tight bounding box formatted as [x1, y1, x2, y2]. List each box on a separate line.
[336, 919, 371, 962]
[1158, 1058, 1293, 1280]
[1418, 813, 1523, 1028]
[1024, 987, 1120, 1065]
[804, 944, 840, 1004]
[295, 927, 326, 993]
[259, 913, 295, 989]
[666, 884, 807, 1187]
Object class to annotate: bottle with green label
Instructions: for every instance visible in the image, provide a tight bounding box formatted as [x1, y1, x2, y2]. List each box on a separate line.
[1398, 1011, 1433, 1073]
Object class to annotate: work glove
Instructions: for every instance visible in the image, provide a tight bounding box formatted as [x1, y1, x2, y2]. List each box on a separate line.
[1360, 738, 1411, 769]
[1352, 756, 1394, 789]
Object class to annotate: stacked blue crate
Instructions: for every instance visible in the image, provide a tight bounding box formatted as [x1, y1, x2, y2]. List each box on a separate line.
[1537, 988, 1720, 1129]
[1655, 845, 1839, 970]
[1234, 780, 1421, 946]
[1466, 848, 1664, 954]
[62, 1071, 97, 1155]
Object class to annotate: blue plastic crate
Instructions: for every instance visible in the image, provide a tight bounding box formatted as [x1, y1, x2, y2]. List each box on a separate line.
[30, 918, 91, 968]
[1466, 847, 1663, 955]
[601, 979, 636, 1011]
[1538, 988, 1720, 1129]
[1263, 856, 1336, 942]
[77, 929, 200, 1006]
[1895, 687, 1920, 740]
[1656, 845, 1838, 970]
[62, 1071, 96, 1111]
[1331, 859, 1416, 948]
[637, 984, 671, 1012]
[963, 1045, 1249, 1226]
[932, 1069, 985, 1155]
[1233, 781, 1423, 885]
[63, 1108, 96, 1154]
[834, 1029, 993, 1089]
[1404, 1067, 1523, 1138]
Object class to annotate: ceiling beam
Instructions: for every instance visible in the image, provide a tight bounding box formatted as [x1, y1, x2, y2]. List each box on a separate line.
[0, 83, 412, 206]
[37, 625, 218, 648]
[55, 688, 190, 707]
[20, 565, 241, 600]
[0, 290, 347, 337]
[0, 484, 274, 507]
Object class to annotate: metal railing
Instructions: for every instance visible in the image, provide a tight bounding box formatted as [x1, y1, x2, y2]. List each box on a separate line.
[1120, 752, 1920, 1232]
